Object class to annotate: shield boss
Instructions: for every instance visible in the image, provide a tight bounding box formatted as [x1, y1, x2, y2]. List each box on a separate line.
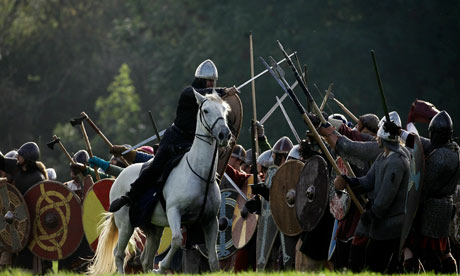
[296, 155, 329, 231]
[269, 160, 303, 236]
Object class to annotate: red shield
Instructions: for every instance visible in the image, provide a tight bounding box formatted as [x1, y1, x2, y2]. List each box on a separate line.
[82, 178, 114, 252]
[232, 175, 258, 249]
[24, 180, 83, 260]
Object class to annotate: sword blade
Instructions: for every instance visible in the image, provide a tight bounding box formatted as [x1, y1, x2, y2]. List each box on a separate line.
[223, 173, 248, 201]
[237, 52, 296, 91]
[122, 129, 166, 155]
[276, 96, 301, 143]
[259, 80, 298, 125]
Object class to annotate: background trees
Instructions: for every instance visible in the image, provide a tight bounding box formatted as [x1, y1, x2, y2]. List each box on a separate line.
[1, 0, 458, 180]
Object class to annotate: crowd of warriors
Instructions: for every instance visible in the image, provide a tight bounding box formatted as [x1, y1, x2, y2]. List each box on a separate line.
[0, 58, 458, 274]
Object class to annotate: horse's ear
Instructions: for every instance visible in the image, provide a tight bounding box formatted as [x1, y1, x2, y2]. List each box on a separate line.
[193, 89, 206, 105]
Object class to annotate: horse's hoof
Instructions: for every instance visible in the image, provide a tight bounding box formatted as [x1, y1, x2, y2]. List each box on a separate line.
[152, 268, 162, 274]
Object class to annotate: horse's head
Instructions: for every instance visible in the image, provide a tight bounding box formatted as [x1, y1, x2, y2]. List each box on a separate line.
[194, 89, 232, 147]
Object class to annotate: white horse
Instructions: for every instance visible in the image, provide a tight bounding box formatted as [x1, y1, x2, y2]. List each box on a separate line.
[88, 90, 231, 274]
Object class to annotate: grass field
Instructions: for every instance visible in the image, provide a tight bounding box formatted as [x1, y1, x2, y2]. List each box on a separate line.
[0, 268, 448, 276]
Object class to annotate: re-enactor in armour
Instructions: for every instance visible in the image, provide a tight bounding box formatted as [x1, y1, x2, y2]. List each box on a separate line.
[109, 59, 236, 215]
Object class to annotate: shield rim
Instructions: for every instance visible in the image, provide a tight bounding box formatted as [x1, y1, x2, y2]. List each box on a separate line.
[0, 182, 31, 253]
[24, 180, 84, 260]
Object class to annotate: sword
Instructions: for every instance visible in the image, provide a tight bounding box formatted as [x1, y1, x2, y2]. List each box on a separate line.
[237, 52, 296, 91]
[123, 54, 296, 155]
[223, 173, 248, 201]
[259, 80, 299, 124]
[276, 96, 301, 143]
[122, 129, 166, 155]
[370, 50, 390, 121]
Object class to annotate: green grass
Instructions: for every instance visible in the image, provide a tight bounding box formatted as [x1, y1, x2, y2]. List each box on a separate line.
[0, 269, 447, 276]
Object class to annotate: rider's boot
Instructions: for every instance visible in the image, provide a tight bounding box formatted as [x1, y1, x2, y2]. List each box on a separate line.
[109, 193, 131, 212]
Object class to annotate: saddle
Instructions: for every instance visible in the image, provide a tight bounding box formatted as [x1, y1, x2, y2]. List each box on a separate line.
[129, 148, 189, 227]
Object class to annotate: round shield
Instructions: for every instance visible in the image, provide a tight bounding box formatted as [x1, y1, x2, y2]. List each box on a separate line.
[24, 180, 83, 260]
[296, 155, 330, 231]
[198, 189, 238, 260]
[82, 175, 94, 199]
[217, 94, 243, 177]
[400, 134, 425, 251]
[270, 160, 304, 236]
[82, 178, 114, 252]
[0, 182, 30, 253]
[232, 175, 258, 249]
[329, 157, 351, 220]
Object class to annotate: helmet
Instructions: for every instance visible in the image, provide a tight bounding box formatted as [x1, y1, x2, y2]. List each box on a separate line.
[378, 111, 402, 129]
[73, 150, 89, 164]
[377, 111, 402, 142]
[46, 168, 57, 180]
[359, 113, 379, 134]
[428, 110, 453, 147]
[257, 150, 274, 168]
[195, 59, 218, 80]
[287, 144, 301, 160]
[328, 113, 347, 129]
[5, 150, 18, 159]
[272, 136, 293, 154]
[18, 142, 40, 162]
[137, 145, 154, 155]
[231, 144, 246, 161]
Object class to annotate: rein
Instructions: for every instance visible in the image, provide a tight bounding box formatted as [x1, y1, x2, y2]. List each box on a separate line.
[186, 99, 224, 222]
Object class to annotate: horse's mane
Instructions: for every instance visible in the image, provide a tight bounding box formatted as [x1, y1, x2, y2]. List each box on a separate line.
[205, 91, 231, 115]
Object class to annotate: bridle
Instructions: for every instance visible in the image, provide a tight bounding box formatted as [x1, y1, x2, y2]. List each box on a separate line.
[186, 98, 227, 221]
[194, 99, 226, 146]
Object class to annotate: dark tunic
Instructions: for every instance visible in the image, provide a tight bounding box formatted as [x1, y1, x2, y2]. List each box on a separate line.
[128, 86, 225, 227]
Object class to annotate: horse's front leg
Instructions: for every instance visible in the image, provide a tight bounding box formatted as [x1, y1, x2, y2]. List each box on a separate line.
[202, 216, 219, 272]
[155, 207, 182, 274]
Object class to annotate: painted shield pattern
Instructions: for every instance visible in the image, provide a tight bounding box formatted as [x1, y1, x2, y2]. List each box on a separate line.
[24, 180, 83, 260]
[0, 182, 30, 253]
[329, 157, 351, 220]
[82, 178, 114, 252]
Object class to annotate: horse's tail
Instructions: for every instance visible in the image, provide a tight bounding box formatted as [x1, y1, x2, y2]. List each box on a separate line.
[87, 212, 118, 275]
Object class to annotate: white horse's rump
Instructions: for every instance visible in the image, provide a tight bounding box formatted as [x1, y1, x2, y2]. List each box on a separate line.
[88, 90, 231, 274]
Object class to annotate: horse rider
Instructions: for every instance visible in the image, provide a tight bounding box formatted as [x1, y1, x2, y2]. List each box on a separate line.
[109, 59, 237, 213]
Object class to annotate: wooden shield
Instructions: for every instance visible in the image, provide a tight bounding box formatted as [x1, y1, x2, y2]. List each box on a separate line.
[400, 134, 425, 252]
[217, 94, 243, 177]
[329, 157, 351, 220]
[296, 155, 329, 231]
[0, 182, 30, 253]
[269, 160, 304, 236]
[82, 178, 114, 252]
[24, 181, 83, 260]
[232, 175, 258, 249]
[198, 189, 238, 260]
[82, 175, 94, 199]
[256, 166, 279, 271]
